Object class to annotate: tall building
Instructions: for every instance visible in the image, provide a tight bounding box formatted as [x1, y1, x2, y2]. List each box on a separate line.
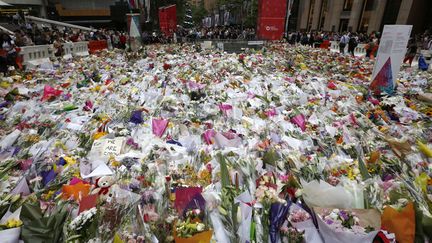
[292, 0, 432, 34]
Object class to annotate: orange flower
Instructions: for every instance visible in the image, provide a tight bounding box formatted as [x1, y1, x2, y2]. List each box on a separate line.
[62, 182, 91, 201]
[368, 151, 381, 164]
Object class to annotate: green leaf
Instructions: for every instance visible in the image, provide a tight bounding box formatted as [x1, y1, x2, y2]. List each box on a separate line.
[358, 156, 371, 180]
[218, 153, 230, 188]
[262, 148, 280, 166]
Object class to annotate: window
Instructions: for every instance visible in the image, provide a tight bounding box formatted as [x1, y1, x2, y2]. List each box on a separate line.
[343, 0, 353, 11]
[339, 19, 349, 32]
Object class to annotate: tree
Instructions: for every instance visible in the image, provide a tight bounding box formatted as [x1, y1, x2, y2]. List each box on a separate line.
[191, 1, 208, 26]
[244, 0, 258, 28]
[183, 3, 194, 28]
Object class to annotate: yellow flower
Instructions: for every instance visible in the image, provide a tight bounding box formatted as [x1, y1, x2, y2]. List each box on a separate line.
[110, 156, 121, 167]
[54, 140, 67, 150]
[346, 167, 356, 180]
[42, 190, 55, 200]
[63, 156, 76, 166]
[168, 122, 174, 128]
[0, 81, 10, 89]
[72, 170, 81, 178]
[418, 141, 432, 158]
[93, 131, 108, 140]
[4, 219, 23, 228]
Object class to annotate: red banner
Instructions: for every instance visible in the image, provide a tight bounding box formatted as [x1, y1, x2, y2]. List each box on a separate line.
[257, 0, 287, 40]
[159, 5, 177, 37]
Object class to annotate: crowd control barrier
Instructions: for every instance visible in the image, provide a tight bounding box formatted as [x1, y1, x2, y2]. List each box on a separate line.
[72, 42, 89, 56]
[19, 45, 52, 69]
[62, 42, 73, 59]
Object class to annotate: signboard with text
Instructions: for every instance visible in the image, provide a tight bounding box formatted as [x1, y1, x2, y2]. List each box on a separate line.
[257, 0, 287, 40]
[370, 25, 412, 95]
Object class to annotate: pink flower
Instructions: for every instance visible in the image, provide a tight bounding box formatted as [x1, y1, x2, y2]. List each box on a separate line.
[265, 107, 277, 117]
[218, 104, 233, 116]
[202, 129, 216, 145]
[290, 114, 307, 132]
[279, 174, 289, 182]
[247, 91, 255, 98]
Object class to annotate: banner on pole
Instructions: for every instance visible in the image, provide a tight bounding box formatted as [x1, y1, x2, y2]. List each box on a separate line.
[257, 0, 287, 40]
[370, 25, 412, 95]
[159, 5, 177, 37]
[127, 13, 142, 51]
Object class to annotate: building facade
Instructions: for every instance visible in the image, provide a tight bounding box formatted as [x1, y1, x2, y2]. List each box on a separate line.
[292, 0, 432, 34]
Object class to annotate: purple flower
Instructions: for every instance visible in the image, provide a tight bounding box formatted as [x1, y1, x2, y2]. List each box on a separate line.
[339, 210, 349, 221]
[130, 110, 144, 124]
[0, 101, 10, 108]
[325, 219, 334, 225]
[40, 169, 56, 186]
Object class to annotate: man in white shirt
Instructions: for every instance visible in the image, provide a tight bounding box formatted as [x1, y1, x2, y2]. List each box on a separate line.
[339, 32, 349, 54]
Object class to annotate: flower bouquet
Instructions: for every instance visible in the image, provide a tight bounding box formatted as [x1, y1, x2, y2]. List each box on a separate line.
[0, 207, 22, 243]
[173, 207, 212, 243]
[288, 204, 323, 243]
[20, 202, 69, 243]
[315, 207, 381, 243]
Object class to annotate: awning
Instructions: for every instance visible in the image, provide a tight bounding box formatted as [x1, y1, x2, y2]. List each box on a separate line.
[0, 1, 11, 6]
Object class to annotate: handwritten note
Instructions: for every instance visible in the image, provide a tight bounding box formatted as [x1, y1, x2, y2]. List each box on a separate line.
[90, 137, 125, 157]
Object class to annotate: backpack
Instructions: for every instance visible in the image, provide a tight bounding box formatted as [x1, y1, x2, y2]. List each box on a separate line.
[349, 37, 357, 46]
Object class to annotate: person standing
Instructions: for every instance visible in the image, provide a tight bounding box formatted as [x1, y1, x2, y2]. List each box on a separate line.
[347, 33, 358, 56]
[403, 38, 417, 66]
[339, 32, 349, 54]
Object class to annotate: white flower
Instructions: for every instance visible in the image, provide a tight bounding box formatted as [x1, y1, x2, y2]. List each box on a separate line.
[329, 212, 338, 220]
[294, 189, 303, 197]
[196, 223, 205, 232]
[332, 209, 340, 214]
[68, 207, 97, 231]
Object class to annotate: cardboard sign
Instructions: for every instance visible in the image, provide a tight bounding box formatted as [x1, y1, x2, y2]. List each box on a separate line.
[91, 137, 125, 157]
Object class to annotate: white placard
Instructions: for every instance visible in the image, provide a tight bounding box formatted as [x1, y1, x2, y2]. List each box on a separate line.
[90, 137, 125, 157]
[371, 25, 412, 83]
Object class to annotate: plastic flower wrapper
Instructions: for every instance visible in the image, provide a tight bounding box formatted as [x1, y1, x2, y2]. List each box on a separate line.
[174, 187, 202, 214]
[315, 207, 381, 243]
[174, 193, 212, 243]
[20, 202, 69, 243]
[269, 201, 291, 243]
[114, 205, 150, 243]
[40, 85, 63, 102]
[301, 180, 354, 209]
[215, 153, 243, 242]
[381, 201, 416, 243]
[288, 203, 323, 243]
[65, 207, 98, 242]
[88, 184, 140, 240]
[152, 118, 169, 137]
[0, 206, 22, 243]
[213, 132, 242, 149]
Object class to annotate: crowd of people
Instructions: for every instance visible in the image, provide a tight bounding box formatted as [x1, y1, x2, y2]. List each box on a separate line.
[2, 18, 432, 74]
[179, 26, 256, 41]
[284, 31, 381, 57]
[0, 22, 132, 73]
